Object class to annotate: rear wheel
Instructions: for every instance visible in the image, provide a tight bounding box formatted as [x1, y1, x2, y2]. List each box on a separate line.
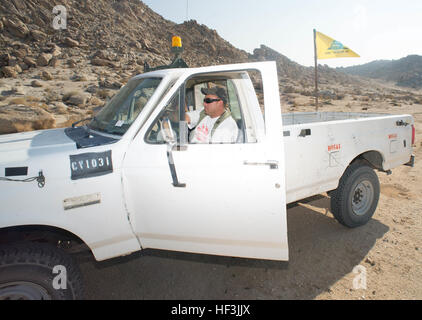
[330, 161, 380, 228]
[0, 243, 83, 300]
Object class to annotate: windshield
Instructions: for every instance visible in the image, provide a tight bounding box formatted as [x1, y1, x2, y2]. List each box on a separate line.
[88, 77, 162, 135]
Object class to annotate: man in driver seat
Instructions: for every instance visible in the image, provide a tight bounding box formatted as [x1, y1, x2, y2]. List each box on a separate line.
[186, 87, 238, 144]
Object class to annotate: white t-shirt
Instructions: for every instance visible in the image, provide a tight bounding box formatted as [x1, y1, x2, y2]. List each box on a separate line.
[187, 109, 239, 144]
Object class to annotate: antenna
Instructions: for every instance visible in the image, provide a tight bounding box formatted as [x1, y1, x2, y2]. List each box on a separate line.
[186, 0, 189, 21]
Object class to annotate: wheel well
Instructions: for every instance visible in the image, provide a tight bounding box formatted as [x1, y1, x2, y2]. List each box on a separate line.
[328, 150, 384, 195]
[351, 150, 384, 171]
[0, 225, 89, 254]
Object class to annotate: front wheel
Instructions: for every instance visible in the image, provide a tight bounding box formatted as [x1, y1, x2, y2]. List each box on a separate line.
[0, 243, 83, 300]
[330, 161, 380, 228]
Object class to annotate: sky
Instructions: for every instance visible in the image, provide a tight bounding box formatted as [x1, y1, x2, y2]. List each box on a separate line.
[141, 0, 422, 68]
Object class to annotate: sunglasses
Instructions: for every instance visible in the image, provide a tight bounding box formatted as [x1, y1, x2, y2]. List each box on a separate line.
[203, 98, 221, 104]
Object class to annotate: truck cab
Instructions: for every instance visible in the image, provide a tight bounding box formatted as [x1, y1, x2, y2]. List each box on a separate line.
[0, 62, 289, 267]
[120, 62, 288, 261]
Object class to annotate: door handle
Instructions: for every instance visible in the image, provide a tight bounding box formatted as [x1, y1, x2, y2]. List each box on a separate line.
[299, 129, 311, 137]
[243, 160, 279, 169]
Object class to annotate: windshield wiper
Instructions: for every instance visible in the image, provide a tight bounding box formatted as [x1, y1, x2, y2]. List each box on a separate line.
[73, 116, 109, 134]
[72, 117, 94, 128]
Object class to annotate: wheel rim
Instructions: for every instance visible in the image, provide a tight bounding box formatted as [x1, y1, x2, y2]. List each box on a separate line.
[0, 282, 52, 300]
[351, 180, 374, 216]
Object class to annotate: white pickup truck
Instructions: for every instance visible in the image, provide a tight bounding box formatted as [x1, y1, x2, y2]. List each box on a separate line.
[0, 61, 415, 299]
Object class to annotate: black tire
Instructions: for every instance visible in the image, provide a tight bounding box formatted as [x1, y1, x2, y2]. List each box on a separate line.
[0, 242, 83, 300]
[330, 160, 380, 228]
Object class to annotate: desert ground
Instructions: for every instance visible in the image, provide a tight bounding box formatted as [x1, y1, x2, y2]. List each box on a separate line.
[1, 63, 421, 300]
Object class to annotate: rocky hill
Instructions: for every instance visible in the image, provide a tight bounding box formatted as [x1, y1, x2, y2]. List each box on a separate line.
[0, 0, 358, 82]
[0, 0, 252, 133]
[0, 0, 250, 69]
[0, 0, 407, 134]
[338, 55, 422, 89]
[249, 45, 361, 88]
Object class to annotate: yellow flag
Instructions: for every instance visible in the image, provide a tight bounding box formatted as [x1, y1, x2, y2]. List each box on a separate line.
[315, 31, 360, 59]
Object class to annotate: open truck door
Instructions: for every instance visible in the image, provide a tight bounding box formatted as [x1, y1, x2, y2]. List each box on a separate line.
[123, 62, 288, 261]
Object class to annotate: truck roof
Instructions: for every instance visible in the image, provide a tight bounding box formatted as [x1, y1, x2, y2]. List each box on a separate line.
[132, 68, 188, 80]
[132, 61, 276, 80]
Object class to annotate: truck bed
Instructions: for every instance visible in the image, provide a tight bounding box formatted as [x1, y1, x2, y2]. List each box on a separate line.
[281, 112, 413, 204]
[282, 112, 387, 126]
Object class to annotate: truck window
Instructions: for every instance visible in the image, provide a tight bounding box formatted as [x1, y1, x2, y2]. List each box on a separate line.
[247, 70, 264, 115]
[145, 90, 181, 144]
[227, 79, 241, 121]
[145, 73, 262, 145]
[188, 79, 244, 122]
[186, 79, 244, 144]
[145, 80, 244, 144]
[88, 77, 161, 136]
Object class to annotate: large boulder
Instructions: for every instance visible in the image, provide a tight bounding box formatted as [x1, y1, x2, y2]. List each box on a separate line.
[31, 80, 43, 87]
[23, 57, 37, 68]
[63, 91, 91, 106]
[64, 37, 79, 48]
[31, 30, 47, 42]
[3, 17, 29, 39]
[91, 58, 117, 68]
[40, 70, 53, 80]
[49, 57, 59, 67]
[1, 66, 18, 78]
[10, 0, 26, 11]
[0, 105, 56, 134]
[37, 53, 53, 66]
[93, 50, 115, 61]
[99, 78, 122, 89]
[50, 45, 62, 57]
[0, 53, 11, 67]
